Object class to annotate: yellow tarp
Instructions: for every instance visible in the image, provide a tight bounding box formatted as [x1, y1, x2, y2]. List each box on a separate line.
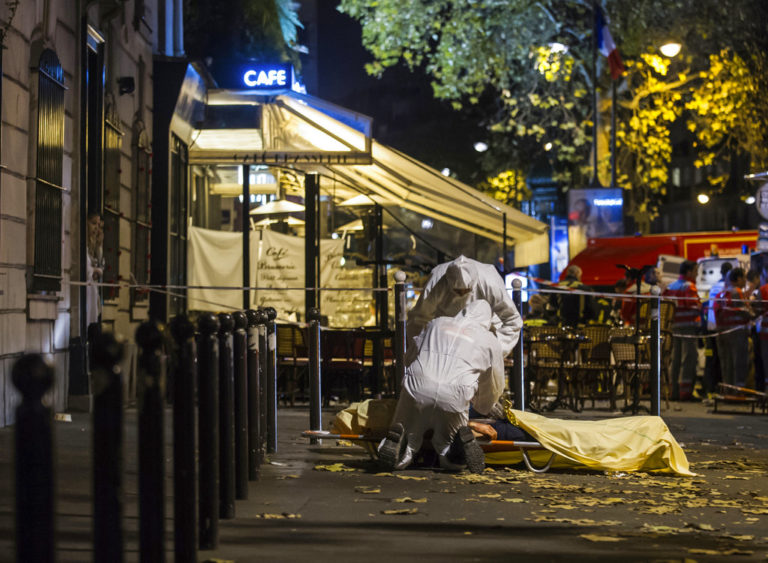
[484, 408, 694, 476]
[330, 400, 694, 476]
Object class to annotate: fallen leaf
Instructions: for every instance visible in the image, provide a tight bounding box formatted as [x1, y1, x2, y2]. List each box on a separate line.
[393, 497, 427, 503]
[501, 498, 526, 503]
[276, 474, 300, 480]
[395, 475, 428, 481]
[255, 513, 301, 519]
[720, 534, 754, 541]
[723, 475, 750, 480]
[381, 508, 419, 515]
[580, 534, 624, 542]
[463, 531, 473, 535]
[685, 522, 716, 531]
[355, 486, 381, 494]
[313, 463, 357, 472]
[478, 493, 502, 499]
[688, 548, 721, 556]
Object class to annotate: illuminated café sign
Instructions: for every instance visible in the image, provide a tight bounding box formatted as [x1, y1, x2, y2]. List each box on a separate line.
[234, 151, 372, 165]
[242, 64, 292, 89]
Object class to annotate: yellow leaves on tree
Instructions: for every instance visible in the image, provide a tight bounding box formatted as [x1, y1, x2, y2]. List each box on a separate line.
[476, 169, 531, 209]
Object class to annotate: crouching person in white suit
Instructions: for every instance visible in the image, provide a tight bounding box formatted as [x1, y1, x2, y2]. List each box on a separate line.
[378, 300, 505, 473]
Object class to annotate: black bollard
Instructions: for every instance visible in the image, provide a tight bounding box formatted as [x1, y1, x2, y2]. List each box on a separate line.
[217, 313, 236, 520]
[232, 311, 249, 500]
[136, 320, 166, 563]
[649, 287, 662, 416]
[307, 307, 322, 444]
[12, 354, 54, 563]
[393, 271, 407, 396]
[257, 310, 269, 462]
[92, 333, 125, 563]
[246, 309, 263, 480]
[169, 315, 197, 563]
[264, 306, 278, 453]
[197, 313, 220, 550]
[511, 279, 526, 411]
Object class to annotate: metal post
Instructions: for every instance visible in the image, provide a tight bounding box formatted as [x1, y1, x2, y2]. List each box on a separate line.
[264, 306, 278, 453]
[511, 279, 526, 411]
[12, 355, 54, 563]
[92, 333, 125, 563]
[650, 286, 662, 416]
[217, 313, 235, 520]
[257, 310, 269, 461]
[136, 320, 166, 563]
[308, 307, 322, 442]
[169, 314, 197, 563]
[246, 309, 263, 480]
[373, 203, 385, 395]
[305, 172, 320, 318]
[393, 271, 407, 396]
[197, 313, 220, 550]
[242, 164, 251, 310]
[232, 311, 249, 500]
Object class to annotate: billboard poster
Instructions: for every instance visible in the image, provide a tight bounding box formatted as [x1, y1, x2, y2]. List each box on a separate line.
[567, 188, 623, 257]
[550, 216, 569, 282]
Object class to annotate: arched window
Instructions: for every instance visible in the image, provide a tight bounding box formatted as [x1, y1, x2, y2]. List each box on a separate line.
[32, 49, 65, 291]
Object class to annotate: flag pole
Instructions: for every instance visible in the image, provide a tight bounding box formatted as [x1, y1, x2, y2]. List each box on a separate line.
[590, 0, 601, 188]
[611, 78, 617, 187]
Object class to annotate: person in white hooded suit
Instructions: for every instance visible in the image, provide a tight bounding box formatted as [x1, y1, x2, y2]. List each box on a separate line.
[407, 255, 522, 358]
[379, 300, 506, 472]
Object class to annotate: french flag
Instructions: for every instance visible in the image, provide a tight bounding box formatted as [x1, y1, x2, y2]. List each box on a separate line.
[596, 7, 625, 80]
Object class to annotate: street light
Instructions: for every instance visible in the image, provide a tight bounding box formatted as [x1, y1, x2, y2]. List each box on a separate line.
[660, 42, 682, 58]
[473, 141, 488, 153]
[745, 195, 756, 205]
[697, 193, 710, 204]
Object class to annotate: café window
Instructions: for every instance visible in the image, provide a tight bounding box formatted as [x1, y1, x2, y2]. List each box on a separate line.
[32, 49, 65, 292]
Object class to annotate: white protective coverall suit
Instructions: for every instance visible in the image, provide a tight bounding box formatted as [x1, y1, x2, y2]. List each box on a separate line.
[387, 300, 506, 470]
[407, 255, 522, 358]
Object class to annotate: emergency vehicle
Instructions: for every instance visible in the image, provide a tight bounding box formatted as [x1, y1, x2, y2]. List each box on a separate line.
[562, 230, 757, 289]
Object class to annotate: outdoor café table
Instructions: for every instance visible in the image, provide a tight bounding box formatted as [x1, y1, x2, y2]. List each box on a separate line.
[544, 331, 590, 413]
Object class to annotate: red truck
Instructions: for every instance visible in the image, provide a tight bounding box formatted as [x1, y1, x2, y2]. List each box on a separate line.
[563, 230, 758, 287]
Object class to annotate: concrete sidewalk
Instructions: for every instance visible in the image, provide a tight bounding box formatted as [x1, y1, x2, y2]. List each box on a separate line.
[0, 401, 767, 562]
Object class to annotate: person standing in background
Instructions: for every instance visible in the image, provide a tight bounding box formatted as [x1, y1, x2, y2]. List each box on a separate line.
[86, 213, 104, 364]
[714, 268, 751, 388]
[703, 262, 733, 396]
[663, 261, 701, 400]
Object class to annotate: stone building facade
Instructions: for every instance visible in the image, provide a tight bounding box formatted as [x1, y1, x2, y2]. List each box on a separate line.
[0, 0, 184, 426]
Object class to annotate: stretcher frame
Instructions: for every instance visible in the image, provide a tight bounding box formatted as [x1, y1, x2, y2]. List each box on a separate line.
[301, 430, 557, 473]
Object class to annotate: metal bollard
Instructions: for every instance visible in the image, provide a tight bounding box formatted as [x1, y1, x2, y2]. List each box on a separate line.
[232, 311, 249, 499]
[217, 313, 236, 520]
[197, 313, 220, 550]
[136, 320, 166, 563]
[511, 279, 526, 411]
[307, 307, 322, 443]
[12, 355, 54, 563]
[393, 271, 407, 396]
[649, 286, 662, 416]
[264, 306, 278, 453]
[246, 309, 263, 480]
[92, 333, 125, 563]
[257, 310, 269, 461]
[169, 314, 197, 563]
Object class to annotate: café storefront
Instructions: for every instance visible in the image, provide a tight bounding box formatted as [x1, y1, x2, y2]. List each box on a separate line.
[151, 61, 549, 328]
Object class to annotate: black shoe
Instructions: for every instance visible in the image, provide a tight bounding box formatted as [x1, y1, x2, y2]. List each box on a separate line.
[455, 426, 485, 474]
[379, 423, 405, 471]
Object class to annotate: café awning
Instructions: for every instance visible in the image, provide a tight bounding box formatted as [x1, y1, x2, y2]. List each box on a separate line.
[188, 89, 549, 267]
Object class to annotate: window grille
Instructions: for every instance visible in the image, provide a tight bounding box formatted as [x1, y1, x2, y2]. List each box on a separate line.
[132, 122, 152, 306]
[102, 94, 123, 300]
[32, 49, 65, 292]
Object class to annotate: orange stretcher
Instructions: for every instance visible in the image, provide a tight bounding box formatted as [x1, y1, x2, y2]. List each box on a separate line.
[301, 430, 556, 473]
[713, 383, 767, 415]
